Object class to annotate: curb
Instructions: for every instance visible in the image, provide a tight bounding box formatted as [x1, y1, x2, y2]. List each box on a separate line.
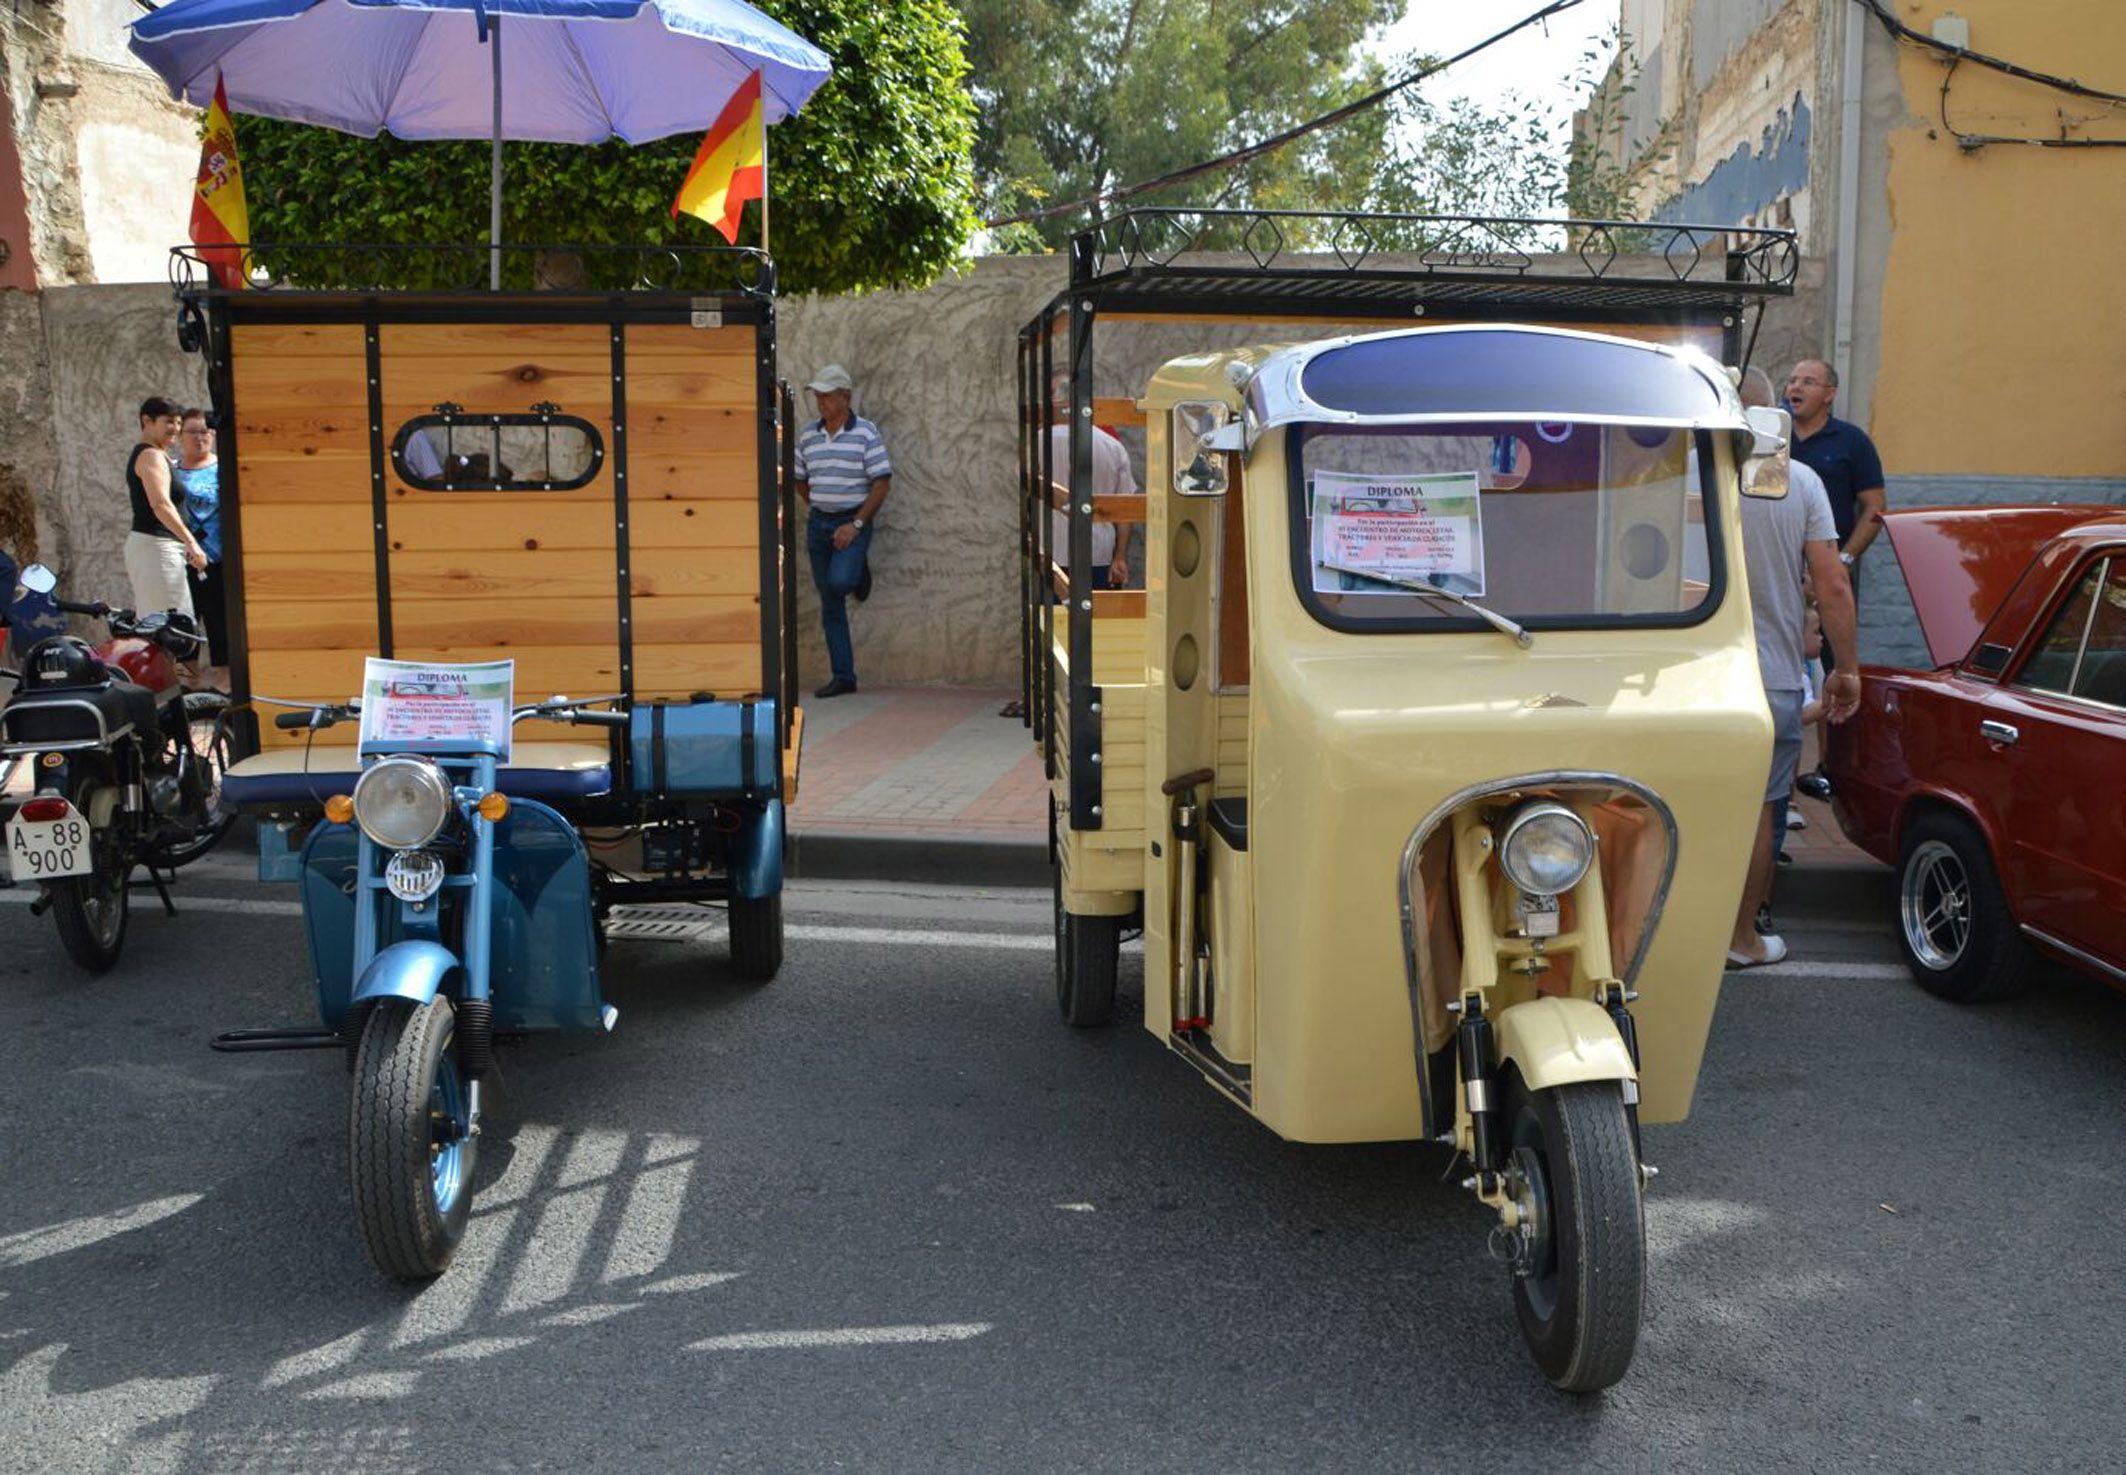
[787, 828, 1050, 888]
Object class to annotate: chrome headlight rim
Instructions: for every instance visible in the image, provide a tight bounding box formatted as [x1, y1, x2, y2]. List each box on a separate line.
[1495, 798, 1596, 896]
[351, 756, 454, 851]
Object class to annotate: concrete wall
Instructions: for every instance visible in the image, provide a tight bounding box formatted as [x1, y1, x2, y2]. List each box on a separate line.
[3, 283, 206, 606]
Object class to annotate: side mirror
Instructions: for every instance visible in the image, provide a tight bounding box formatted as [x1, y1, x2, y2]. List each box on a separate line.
[1745, 405, 1790, 457]
[19, 564, 57, 595]
[1171, 401, 1232, 498]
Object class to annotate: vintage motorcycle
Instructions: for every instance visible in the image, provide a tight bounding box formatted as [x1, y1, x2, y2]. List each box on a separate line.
[1, 563, 234, 969]
[223, 691, 637, 1278]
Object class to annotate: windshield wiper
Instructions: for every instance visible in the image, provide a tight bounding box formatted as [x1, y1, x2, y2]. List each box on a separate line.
[1319, 564, 1533, 648]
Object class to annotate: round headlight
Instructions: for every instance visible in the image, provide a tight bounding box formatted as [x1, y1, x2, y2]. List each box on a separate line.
[1496, 800, 1596, 896]
[351, 757, 453, 850]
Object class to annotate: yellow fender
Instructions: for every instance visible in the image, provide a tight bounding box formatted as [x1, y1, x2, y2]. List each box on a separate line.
[1494, 996, 1637, 1091]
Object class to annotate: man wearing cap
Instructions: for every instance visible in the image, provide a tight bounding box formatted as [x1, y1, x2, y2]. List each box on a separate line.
[794, 364, 892, 697]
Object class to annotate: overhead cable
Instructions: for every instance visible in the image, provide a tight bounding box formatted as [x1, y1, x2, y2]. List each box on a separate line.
[983, 0, 1588, 229]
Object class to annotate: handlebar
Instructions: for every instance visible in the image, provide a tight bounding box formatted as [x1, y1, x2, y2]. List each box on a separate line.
[266, 695, 627, 734]
[55, 598, 111, 618]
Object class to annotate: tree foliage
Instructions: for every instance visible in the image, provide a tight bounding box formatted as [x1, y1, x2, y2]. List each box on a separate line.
[238, 0, 981, 294]
[960, 0, 1402, 249]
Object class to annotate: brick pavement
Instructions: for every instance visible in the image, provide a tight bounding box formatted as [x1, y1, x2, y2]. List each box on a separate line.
[790, 686, 1045, 844]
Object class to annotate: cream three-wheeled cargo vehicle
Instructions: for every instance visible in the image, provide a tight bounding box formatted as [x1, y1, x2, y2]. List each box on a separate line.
[1019, 210, 1800, 1390]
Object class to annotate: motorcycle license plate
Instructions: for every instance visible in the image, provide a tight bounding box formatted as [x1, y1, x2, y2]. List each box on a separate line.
[6, 802, 94, 880]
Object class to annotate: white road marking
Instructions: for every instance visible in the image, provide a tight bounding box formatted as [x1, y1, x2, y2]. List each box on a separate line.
[1056, 1203, 1096, 1213]
[0, 1194, 203, 1269]
[1729, 960, 1909, 981]
[787, 923, 1047, 951]
[687, 1322, 993, 1352]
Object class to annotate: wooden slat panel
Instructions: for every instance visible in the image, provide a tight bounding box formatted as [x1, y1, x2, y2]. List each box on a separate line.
[242, 503, 375, 553]
[237, 449, 374, 504]
[380, 323, 613, 417]
[630, 443, 761, 501]
[1094, 397, 1145, 427]
[231, 322, 365, 360]
[628, 405, 751, 457]
[630, 546, 765, 598]
[385, 497, 753, 552]
[234, 368, 369, 415]
[236, 413, 368, 458]
[622, 360, 756, 410]
[245, 600, 390, 652]
[1093, 495, 1147, 523]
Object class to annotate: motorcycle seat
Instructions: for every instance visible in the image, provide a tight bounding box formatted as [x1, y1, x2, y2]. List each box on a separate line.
[222, 740, 613, 809]
[1, 677, 158, 749]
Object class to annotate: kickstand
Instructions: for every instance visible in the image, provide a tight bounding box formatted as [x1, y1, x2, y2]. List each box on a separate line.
[144, 866, 178, 917]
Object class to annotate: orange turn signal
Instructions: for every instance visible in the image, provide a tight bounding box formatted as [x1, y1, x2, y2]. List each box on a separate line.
[324, 794, 355, 824]
[477, 792, 510, 822]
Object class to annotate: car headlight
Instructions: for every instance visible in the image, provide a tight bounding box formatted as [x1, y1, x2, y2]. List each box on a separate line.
[1495, 799, 1596, 896]
[351, 757, 453, 851]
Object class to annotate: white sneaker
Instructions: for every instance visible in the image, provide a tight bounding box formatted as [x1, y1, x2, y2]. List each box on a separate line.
[1786, 810, 1808, 830]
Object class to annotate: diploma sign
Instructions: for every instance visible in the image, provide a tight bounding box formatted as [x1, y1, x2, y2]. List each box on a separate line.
[359, 658, 516, 761]
[1311, 470, 1487, 597]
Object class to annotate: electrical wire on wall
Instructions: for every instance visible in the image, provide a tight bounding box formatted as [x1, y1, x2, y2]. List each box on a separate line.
[1856, 0, 2126, 151]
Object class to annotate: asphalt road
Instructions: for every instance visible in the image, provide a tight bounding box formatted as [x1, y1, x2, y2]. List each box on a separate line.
[2, 860, 2123, 1472]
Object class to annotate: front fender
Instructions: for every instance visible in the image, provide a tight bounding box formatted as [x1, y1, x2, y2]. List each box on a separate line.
[1495, 996, 1636, 1091]
[351, 939, 461, 1010]
[732, 798, 783, 900]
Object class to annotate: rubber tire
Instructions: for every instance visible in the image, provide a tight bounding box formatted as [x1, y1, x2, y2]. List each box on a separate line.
[350, 997, 474, 1280]
[49, 773, 128, 974]
[1053, 866, 1119, 1028]
[1505, 1072, 1646, 1393]
[1895, 811, 2033, 1003]
[729, 892, 784, 981]
[154, 692, 237, 869]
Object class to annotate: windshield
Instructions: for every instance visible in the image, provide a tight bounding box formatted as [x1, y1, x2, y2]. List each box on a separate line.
[1289, 421, 1722, 633]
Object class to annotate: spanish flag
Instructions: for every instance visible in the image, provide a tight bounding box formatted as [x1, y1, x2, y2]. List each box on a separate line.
[671, 70, 765, 244]
[190, 73, 249, 289]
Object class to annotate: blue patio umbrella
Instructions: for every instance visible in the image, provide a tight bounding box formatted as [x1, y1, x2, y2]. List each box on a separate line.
[129, 0, 833, 285]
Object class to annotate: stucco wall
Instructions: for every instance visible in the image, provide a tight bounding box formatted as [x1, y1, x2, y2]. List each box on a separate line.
[1868, 3, 2126, 480]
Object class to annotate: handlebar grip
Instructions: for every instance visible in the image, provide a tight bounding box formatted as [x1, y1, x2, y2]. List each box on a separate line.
[572, 709, 630, 729]
[1160, 767, 1217, 797]
[275, 710, 325, 730]
[55, 599, 109, 617]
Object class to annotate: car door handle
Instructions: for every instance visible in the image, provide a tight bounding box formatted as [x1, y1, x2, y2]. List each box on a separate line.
[1980, 720, 2020, 746]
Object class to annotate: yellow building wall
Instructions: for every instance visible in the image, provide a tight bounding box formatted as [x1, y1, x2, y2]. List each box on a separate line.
[1872, 2, 2126, 478]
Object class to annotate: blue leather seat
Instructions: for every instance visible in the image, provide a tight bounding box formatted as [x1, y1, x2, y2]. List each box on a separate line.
[223, 741, 613, 809]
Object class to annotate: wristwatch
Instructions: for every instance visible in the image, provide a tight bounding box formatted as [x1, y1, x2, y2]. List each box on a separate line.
[1838, 550, 1855, 567]
[851, 517, 866, 531]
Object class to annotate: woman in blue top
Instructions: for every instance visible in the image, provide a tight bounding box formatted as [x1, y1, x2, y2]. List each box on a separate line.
[172, 408, 226, 686]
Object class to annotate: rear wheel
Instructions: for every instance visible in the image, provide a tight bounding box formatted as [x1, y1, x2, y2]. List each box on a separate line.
[1896, 812, 2033, 1003]
[49, 773, 128, 973]
[1053, 866, 1118, 1028]
[154, 692, 236, 869]
[729, 892, 784, 981]
[350, 997, 474, 1280]
[1502, 1070, 1645, 1393]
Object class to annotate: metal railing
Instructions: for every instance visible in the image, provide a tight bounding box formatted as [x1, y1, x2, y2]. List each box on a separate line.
[1070, 208, 1800, 293]
[170, 241, 777, 297]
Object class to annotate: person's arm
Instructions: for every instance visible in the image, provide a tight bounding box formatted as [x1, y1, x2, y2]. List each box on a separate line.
[1804, 537, 1861, 721]
[139, 449, 206, 572]
[1109, 522, 1132, 587]
[1844, 485, 1887, 560]
[1842, 435, 1887, 560]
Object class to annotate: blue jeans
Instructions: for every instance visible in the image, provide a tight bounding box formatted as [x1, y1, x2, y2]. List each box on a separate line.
[807, 509, 872, 683]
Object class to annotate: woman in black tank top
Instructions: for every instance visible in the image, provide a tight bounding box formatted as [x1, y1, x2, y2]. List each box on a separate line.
[127, 440, 178, 538]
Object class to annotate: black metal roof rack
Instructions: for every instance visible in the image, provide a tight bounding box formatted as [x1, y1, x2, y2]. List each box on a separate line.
[1065, 207, 1797, 320]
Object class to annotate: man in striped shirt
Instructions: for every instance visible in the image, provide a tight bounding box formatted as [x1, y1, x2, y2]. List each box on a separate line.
[794, 364, 892, 697]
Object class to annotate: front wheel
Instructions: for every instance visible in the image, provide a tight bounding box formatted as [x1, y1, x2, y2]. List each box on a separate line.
[728, 892, 783, 981]
[154, 692, 236, 869]
[350, 997, 475, 1279]
[1502, 1072, 1645, 1393]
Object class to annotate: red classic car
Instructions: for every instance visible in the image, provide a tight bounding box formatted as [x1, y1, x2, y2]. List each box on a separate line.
[1828, 506, 2126, 1001]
